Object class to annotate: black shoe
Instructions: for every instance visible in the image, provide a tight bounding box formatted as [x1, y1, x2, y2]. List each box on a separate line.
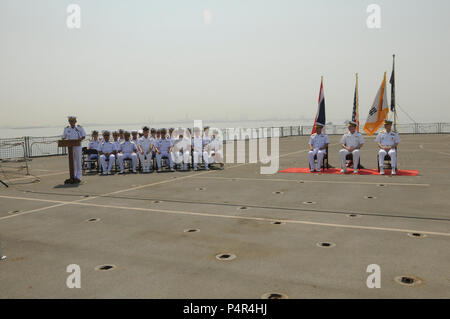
[73, 178, 81, 184]
[64, 178, 74, 184]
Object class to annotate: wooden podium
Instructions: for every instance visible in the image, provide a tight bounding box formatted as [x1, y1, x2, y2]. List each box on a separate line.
[58, 139, 81, 184]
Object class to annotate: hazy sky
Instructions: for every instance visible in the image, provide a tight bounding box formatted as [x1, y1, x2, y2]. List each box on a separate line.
[1, 0, 449, 127]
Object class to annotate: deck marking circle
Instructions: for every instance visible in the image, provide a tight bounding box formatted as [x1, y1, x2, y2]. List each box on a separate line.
[316, 242, 336, 248]
[215, 253, 236, 261]
[394, 275, 423, 286]
[407, 232, 427, 238]
[261, 292, 288, 299]
[95, 264, 116, 271]
[184, 228, 200, 233]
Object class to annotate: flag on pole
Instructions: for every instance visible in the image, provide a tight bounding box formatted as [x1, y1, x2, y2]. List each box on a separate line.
[311, 77, 326, 134]
[363, 72, 389, 136]
[390, 57, 395, 112]
[352, 73, 360, 132]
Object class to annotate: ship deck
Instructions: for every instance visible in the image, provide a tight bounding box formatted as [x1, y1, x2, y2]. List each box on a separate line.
[0, 134, 449, 298]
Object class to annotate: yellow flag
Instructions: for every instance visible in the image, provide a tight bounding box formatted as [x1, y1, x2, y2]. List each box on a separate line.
[363, 72, 389, 136]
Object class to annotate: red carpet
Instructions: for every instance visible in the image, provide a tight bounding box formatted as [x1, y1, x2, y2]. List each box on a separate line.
[279, 167, 419, 176]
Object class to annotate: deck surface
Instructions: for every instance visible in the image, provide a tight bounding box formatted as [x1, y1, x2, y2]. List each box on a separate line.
[0, 134, 449, 298]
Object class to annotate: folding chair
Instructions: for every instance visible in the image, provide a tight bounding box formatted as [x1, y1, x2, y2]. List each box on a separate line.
[377, 148, 398, 172]
[346, 153, 364, 169]
[308, 146, 329, 172]
[82, 147, 99, 174]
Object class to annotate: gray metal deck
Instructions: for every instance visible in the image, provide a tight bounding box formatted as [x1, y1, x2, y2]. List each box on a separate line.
[0, 134, 449, 298]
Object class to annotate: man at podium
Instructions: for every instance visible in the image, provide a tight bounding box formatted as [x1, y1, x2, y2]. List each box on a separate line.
[61, 116, 86, 183]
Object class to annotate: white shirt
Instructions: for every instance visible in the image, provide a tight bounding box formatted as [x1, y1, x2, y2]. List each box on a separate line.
[309, 133, 330, 149]
[119, 140, 137, 154]
[112, 140, 121, 152]
[340, 132, 365, 148]
[100, 141, 115, 154]
[131, 138, 139, 147]
[62, 125, 86, 140]
[174, 138, 191, 153]
[207, 138, 222, 153]
[192, 137, 203, 152]
[138, 136, 153, 152]
[88, 140, 101, 151]
[376, 130, 400, 147]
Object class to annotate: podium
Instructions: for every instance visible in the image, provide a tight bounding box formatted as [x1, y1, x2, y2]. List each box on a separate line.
[58, 139, 81, 184]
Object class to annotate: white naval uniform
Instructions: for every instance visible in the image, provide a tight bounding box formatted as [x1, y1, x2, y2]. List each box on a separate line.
[205, 138, 223, 167]
[173, 137, 191, 170]
[156, 138, 174, 169]
[339, 132, 365, 170]
[99, 141, 116, 173]
[87, 139, 101, 169]
[118, 141, 138, 172]
[138, 136, 153, 172]
[376, 130, 400, 171]
[308, 133, 330, 171]
[192, 137, 208, 170]
[62, 125, 86, 180]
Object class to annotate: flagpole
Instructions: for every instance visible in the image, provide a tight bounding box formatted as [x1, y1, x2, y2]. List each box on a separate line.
[392, 54, 397, 131]
[356, 73, 359, 132]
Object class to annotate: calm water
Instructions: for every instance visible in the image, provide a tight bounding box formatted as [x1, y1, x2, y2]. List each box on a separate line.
[1, 119, 343, 139]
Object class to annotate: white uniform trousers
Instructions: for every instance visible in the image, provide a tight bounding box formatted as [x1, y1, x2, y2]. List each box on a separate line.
[70, 146, 82, 179]
[174, 151, 191, 169]
[193, 150, 208, 169]
[156, 152, 174, 169]
[378, 149, 397, 170]
[118, 153, 137, 171]
[339, 149, 360, 169]
[308, 149, 326, 170]
[207, 150, 224, 166]
[99, 154, 115, 173]
[139, 152, 153, 171]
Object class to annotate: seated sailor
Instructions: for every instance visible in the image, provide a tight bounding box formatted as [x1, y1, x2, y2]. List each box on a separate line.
[205, 129, 224, 170]
[117, 131, 138, 174]
[192, 127, 208, 171]
[173, 129, 191, 171]
[308, 123, 329, 172]
[99, 131, 116, 175]
[138, 126, 153, 173]
[339, 121, 365, 174]
[155, 128, 175, 172]
[87, 130, 101, 171]
[376, 119, 400, 175]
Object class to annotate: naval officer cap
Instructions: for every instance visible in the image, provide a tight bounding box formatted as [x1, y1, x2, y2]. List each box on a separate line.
[348, 120, 357, 127]
[67, 116, 77, 121]
[315, 123, 325, 128]
[384, 119, 393, 125]
[102, 130, 110, 135]
[131, 130, 138, 134]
